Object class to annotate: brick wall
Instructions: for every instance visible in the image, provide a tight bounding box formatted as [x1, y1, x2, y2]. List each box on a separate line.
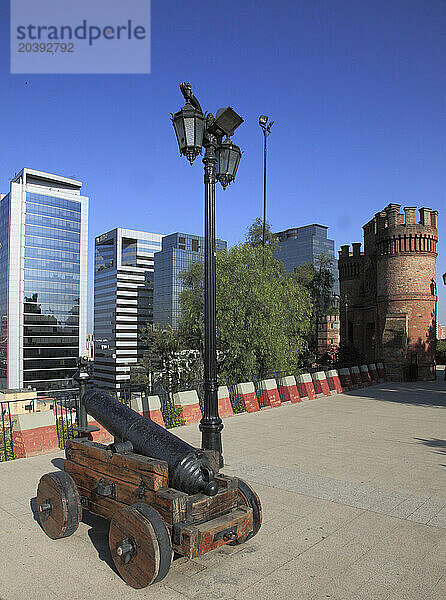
[339, 204, 437, 381]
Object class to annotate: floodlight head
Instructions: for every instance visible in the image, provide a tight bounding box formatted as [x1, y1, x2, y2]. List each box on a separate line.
[259, 115, 268, 126]
[210, 107, 244, 137]
[443, 272, 446, 286]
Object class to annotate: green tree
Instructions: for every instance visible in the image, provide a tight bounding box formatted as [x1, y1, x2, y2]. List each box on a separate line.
[135, 324, 182, 390]
[436, 339, 446, 364]
[293, 255, 335, 357]
[245, 217, 277, 249]
[179, 242, 312, 382]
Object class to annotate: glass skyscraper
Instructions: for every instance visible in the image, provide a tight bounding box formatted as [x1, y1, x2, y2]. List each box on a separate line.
[274, 224, 339, 293]
[0, 169, 88, 396]
[93, 228, 163, 392]
[153, 233, 227, 329]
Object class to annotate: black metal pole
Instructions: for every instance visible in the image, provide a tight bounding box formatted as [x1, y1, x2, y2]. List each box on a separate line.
[73, 358, 91, 435]
[78, 378, 87, 429]
[200, 138, 223, 466]
[262, 130, 267, 266]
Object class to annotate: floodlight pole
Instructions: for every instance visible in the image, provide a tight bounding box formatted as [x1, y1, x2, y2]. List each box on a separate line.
[262, 130, 267, 261]
[259, 116, 273, 267]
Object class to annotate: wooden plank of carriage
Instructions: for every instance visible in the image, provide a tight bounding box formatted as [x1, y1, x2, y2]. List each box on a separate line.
[185, 474, 238, 523]
[66, 439, 169, 491]
[172, 506, 253, 558]
[65, 459, 188, 524]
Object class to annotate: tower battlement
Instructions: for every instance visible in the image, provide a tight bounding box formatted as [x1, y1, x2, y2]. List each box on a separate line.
[364, 204, 438, 233]
[338, 244, 364, 280]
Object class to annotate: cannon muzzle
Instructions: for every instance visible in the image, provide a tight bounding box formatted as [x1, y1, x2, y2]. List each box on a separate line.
[82, 389, 218, 496]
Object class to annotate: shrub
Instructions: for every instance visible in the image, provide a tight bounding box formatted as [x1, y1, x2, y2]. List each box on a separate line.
[437, 340, 446, 365]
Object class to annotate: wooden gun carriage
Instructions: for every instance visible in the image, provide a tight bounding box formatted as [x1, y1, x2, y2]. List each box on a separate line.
[36, 389, 261, 589]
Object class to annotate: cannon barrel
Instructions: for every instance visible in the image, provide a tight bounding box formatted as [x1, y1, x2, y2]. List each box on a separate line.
[82, 389, 218, 496]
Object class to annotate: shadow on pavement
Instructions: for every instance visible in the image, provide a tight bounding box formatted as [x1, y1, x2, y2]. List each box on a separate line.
[51, 457, 65, 470]
[47, 457, 117, 574]
[83, 510, 118, 575]
[414, 437, 446, 468]
[342, 380, 446, 408]
[30, 485, 118, 576]
[30, 496, 40, 526]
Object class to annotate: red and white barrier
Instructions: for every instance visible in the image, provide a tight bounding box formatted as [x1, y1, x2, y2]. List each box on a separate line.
[12, 411, 60, 458]
[326, 369, 343, 394]
[235, 382, 260, 413]
[173, 390, 202, 424]
[376, 362, 386, 382]
[133, 395, 165, 427]
[338, 368, 354, 390]
[312, 371, 331, 396]
[217, 386, 234, 418]
[87, 414, 113, 443]
[259, 379, 281, 408]
[350, 366, 363, 387]
[277, 376, 301, 403]
[360, 365, 372, 386]
[296, 373, 316, 400]
[368, 363, 379, 383]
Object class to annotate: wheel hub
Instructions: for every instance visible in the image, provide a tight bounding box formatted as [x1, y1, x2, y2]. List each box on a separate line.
[116, 537, 135, 564]
[39, 499, 52, 520]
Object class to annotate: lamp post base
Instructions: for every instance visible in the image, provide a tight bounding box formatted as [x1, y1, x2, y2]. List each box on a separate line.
[199, 418, 224, 468]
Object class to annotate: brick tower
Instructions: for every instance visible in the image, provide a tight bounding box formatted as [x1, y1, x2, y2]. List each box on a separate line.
[338, 204, 438, 381]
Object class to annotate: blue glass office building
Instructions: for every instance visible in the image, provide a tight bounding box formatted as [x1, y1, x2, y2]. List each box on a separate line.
[153, 233, 227, 329]
[274, 224, 339, 293]
[0, 169, 88, 395]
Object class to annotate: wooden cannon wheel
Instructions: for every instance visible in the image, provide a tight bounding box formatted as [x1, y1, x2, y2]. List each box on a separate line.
[230, 478, 262, 545]
[109, 503, 172, 588]
[36, 471, 82, 539]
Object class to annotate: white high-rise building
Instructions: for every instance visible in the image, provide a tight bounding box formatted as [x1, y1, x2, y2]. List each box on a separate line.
[0, 169, 88, 397]
[93, 228, 163, 392]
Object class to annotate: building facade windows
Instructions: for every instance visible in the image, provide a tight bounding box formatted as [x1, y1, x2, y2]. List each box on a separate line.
[274, 224, 339, 294]
[93, 228, 163, 393]
[0, 169, 88, 396]
[153, 232, 227, 329]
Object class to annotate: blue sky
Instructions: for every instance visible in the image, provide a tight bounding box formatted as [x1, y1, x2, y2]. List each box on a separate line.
[0, 0, 445, 328]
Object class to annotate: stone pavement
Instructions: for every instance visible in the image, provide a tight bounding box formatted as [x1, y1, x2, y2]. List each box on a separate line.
[0, 378, 445, 600]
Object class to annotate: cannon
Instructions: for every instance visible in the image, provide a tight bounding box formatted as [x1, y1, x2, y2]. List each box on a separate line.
[36, 385, 262, 589]
[83, 388, 219, 496]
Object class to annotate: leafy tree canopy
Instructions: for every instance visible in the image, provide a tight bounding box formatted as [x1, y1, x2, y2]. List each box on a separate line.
[245, 217, 277, 249]
[132, 324, 200, 391]
[292, 255, 336, 357]
[179, 241, 312, 382]
[436, 339, 446, 365]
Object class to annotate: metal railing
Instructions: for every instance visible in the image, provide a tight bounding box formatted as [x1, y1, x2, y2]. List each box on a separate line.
[0, 395, 72, 460]
[122, 382, 187, 430]
[0, 367, 321, 463]
[53, 395, 78, 449]
[225, 380, 246, 414]
[0, 401, 14, 461]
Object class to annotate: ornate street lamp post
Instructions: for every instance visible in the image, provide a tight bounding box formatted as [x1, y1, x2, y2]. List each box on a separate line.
[172, 83, 243, 465]
[258, 115, 274, 264]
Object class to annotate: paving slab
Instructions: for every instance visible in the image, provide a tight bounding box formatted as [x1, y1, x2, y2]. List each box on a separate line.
[0, 378, 445, 599]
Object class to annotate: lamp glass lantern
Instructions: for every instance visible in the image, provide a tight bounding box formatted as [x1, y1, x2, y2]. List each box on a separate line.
[171, 102, 205, 165]
[216, 138, 242, 189]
